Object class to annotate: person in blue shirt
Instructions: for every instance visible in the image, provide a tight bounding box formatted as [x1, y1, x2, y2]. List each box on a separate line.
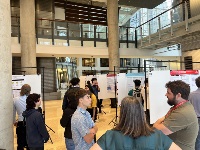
[71, 89, 98, 150]
[90, 96, 180, 150]
[13, 84, 31, 150]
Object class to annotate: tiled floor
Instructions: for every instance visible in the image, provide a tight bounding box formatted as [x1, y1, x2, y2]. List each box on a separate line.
[14, 99, 119, 150]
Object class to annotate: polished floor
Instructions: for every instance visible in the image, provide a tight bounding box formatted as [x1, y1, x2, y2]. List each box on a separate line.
[14, 99, 119, 150]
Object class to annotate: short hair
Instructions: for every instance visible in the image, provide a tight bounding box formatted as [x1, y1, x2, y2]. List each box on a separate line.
[165, 80, 190, 100]
[115, 96, 153, 138]
[70, 78, 80, 86]
[91, 78, 97, 83]
[195, 76, 200, 88]
[20, 84, 31, 96]
[134, 79, 141, 87]
[75, 88, 89, 105]
[26, 93, 40, 110]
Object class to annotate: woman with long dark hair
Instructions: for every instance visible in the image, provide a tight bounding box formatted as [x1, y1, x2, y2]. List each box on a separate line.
[90, 96, 181, 150]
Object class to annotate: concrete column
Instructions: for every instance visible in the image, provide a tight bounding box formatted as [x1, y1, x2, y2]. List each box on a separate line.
[20, 0, 37, 74]
[0, 1, 13, 150]
[107, 0, 120, 72]
[77, 58, 83, 76]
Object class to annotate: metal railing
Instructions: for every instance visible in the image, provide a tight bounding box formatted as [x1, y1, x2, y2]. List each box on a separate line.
[11, 16, 135, 48]
[135, 1, 188, 48]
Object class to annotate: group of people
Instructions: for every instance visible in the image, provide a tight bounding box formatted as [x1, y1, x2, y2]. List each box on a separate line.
[13, 84, 49, 150]
[13, 76, 200, 150]
[61, 77, 100, 150]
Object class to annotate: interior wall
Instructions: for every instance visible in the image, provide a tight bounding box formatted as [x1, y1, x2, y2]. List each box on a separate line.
[182, 49, 200, 70]
[190, 0, 200, 17]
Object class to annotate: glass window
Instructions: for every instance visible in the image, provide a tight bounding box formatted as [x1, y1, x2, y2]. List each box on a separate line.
[100, 58, 109, 67]
[82, 58, 95, 67]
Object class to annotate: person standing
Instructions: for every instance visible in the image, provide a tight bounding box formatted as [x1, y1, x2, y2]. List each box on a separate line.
[60, 90, 78, 150]
[91, 78, 101, 113]
[62, 78, 80, 111]
[154, 80, 198, 150]
[71, 89, 98, 150]
[22, 94, 49, 150]
[13, 84, 31, 150]
[189, 76, 200, 150]
[85, 85, 97, 121]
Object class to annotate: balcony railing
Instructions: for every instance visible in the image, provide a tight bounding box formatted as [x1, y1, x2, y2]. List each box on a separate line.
[11, 17, 135, 48]
[134, 1, 188, 48]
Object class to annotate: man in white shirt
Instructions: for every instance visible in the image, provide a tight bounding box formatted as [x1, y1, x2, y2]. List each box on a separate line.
[13, 84, 31, 150]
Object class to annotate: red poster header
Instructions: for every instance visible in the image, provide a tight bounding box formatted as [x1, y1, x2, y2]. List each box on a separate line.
[170, 70, 199, 76]
[107, 74, 116, 77]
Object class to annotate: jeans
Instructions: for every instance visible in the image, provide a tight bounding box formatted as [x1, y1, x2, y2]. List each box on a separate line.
[195, 118, 200, 150]
[65, 138, 75, 150]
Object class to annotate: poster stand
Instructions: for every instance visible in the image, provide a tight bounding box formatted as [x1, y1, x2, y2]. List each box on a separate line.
[108, 65, 169, 126]
[13, 67, 55, 144]
[108, 66, 118, 126]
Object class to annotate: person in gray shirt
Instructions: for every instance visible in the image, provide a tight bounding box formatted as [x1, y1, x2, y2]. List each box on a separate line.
[13, 84, 31, 150]
[189, 76, 200, 150]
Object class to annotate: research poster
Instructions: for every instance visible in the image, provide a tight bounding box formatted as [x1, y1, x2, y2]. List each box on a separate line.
[12, 75, 26, 98]
[107, 74, 116, 93]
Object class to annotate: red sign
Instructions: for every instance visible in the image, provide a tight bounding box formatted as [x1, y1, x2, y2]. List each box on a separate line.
[170, 70, 199, 76]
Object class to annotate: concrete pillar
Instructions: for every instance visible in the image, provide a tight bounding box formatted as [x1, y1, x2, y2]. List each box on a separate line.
[107, 0, 120, 72]
[0, 1, 13, 150]
[77, 58, 83, 76]
[20, 0, 37, 74]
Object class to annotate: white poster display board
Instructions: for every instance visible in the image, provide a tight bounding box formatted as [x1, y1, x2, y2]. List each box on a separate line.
[12, 74, 42, 107]
[126, 73, 145, 92]
[80, 75, 115, 99]
[107, 74, 116, 93]
[117, 73, 145, 106]
[149, 70, 200, 124]
[149, 70, 171, 124]
[12, 75, 26, 98]
[98, 74, 115, 99]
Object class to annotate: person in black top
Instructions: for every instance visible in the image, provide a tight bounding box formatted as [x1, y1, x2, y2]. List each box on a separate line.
[60, 88, 79, 150]
[62, 78, 80, 111]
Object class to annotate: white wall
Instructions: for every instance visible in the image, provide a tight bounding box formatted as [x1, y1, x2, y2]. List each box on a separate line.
[182, 49, 200, 70]
[11, 37, 181, 58]
[190, 0, 200, 17]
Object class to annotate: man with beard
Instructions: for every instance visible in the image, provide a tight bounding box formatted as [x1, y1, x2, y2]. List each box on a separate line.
[154, 80, 198, 150]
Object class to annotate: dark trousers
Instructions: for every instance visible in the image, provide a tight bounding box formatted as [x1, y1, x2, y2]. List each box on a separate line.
[16, 122, 30, 150]
[97, 99, 103, 113]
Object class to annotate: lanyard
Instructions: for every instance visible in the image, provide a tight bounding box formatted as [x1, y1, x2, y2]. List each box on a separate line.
[165, 100, 188, 118]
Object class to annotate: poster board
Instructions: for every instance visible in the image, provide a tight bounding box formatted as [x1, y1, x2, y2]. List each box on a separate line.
[149, 70, 200, 124]
[117, 73, 127, 106]
[149, 70, 171, 124]
[80, 74, 115, 99]
[12, 74, 42, 107]
[117, 73, 145, 106]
